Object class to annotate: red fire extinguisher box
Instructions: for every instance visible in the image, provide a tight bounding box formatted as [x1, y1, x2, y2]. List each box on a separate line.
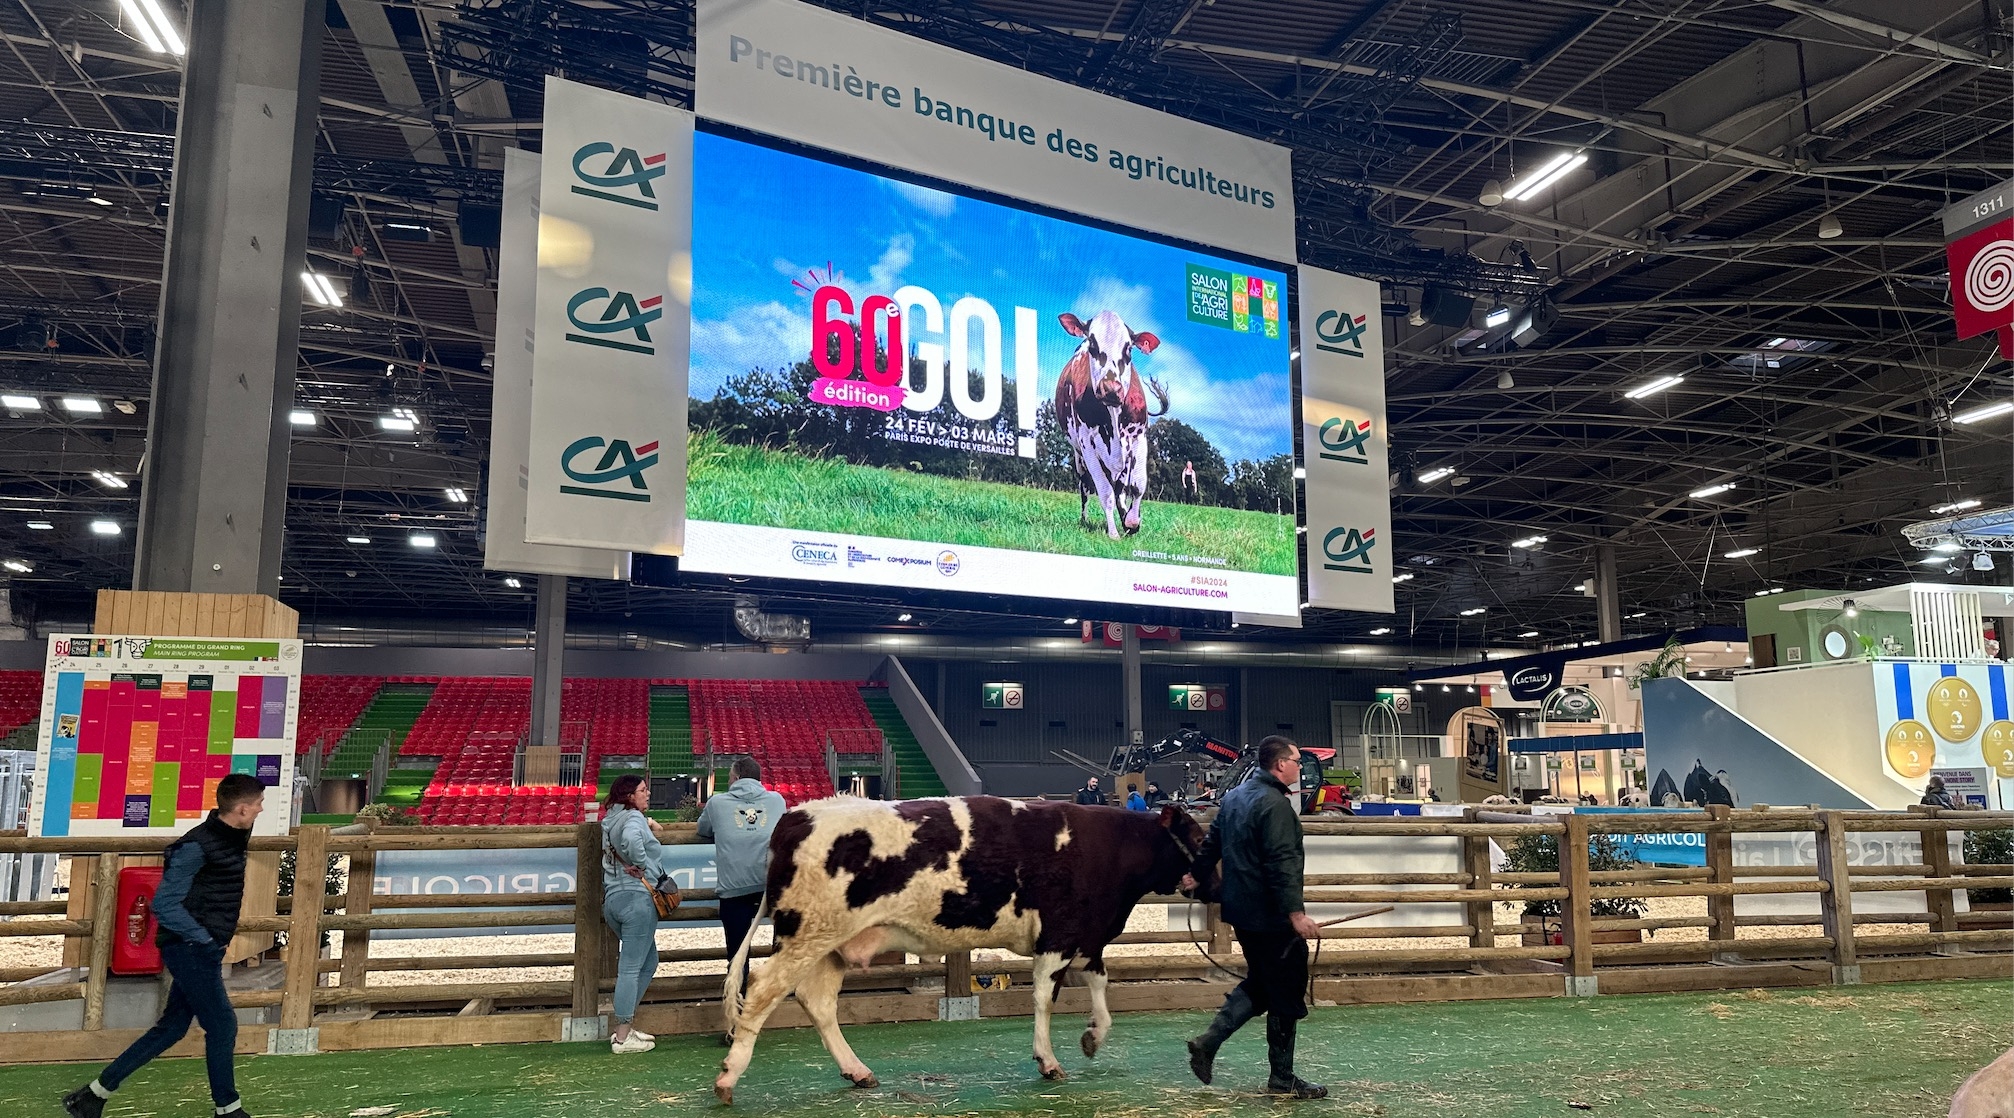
[111, 866, 165, 976]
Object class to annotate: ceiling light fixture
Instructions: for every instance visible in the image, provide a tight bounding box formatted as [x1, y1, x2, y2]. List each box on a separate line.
[1292, 466, 1306, 480]
[503, 577, 521, 589]
[378, 414, 416, 433]
[1484, 302, 1512, 328]
[409, 533, 436, 549]
[346, 536, 371, 545]
[444, 487, 468, 503]
[1624, 374, 1684, 400]
[1369, 626, 1392, 636]
[1816, 213, 1843, 239]
[1478, 178, 1504, 207]
[1690, 482, 1737, 499]
[1723, 547, 1760, 559]
[1, 394, 39, 409]
[90, 520, 120, 536]
[2, 560, 30, 573]
[1503, 150, 1588, 202]
[1459, 606, 1486, 617]
[1408, 308, 1426, 327]
[1930, 498, 1981, 515]
[116, 0, 185, 55]
[300, 271, 342, 308]
[897, 612, 913, 622]
[27, 520, 53, 530]
[1063, 617, 1076, 624]
[90, 470, 127, 489]
[1953, 400, 2014, 425]
[289, 410, 316, 426]
[1511, 534, 1548, 549]
[1842, 598, 1858, 618]
[1417, 465, 1455, 484]
[1393, 572, 1415, 583]
[1975, 551, 1998, 572]
[60, 397, 102, 414]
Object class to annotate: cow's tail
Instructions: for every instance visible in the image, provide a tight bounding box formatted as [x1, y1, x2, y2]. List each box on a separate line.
[721, 893, 770, 1034]
[1145, 376, 1170, 416]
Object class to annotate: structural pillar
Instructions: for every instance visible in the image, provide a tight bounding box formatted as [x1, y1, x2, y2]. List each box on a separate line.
[1594, 544, 1622, 644]
[133, 0, 324, 594]
[531, 575, 567, 747]
[1121, 623, 1144, 752]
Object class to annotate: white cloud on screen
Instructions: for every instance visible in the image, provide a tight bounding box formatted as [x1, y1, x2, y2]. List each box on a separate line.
[688, 300, 812, 398]
[888, 180, 957, 217]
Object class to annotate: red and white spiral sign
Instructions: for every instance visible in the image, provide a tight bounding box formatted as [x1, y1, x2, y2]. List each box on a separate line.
[1948, 218, 2014, 344]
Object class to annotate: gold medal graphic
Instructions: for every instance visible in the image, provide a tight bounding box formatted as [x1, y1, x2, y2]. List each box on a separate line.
[1884, 720, 1935, 779]
[1983, 720, 2014, 779]
[1925, 677, 1983, 742]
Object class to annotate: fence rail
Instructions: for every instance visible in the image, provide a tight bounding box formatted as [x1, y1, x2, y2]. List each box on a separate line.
[0, 805, 2006, 1060]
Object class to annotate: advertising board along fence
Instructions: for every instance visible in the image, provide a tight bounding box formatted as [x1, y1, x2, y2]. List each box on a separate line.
[0, 806, 2006, 1061]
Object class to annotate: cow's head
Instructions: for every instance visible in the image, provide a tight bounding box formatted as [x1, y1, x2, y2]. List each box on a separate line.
[1059, 310, 1160, 395]
[1152, 804, 1211, 895]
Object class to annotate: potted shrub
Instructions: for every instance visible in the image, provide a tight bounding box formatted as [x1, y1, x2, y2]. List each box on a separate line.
[1963, 827, 2013, 910]
[1501, 831, 1650, 945]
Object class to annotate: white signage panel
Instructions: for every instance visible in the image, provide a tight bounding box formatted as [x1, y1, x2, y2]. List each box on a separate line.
[486, 147, 631, 579]
[526, 76, 693, 554]
[1298, 266, 1393, 612]
[695, 0, 1295, 262]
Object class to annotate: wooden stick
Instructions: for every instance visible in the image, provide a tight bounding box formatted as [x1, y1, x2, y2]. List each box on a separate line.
[1315, 906, 1396, 927]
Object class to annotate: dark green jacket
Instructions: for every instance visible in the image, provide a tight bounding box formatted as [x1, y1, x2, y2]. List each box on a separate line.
[1192, 770, 1304, 931]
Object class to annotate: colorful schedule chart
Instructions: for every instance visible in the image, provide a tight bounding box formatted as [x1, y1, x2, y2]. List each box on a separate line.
[30, 635, 302, 837]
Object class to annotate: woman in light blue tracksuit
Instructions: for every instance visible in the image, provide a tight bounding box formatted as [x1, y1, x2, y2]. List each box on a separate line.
[601, 774, 670, 1052]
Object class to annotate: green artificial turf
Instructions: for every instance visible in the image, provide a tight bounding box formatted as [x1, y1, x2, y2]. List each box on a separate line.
[2, 980, 2006, 1118]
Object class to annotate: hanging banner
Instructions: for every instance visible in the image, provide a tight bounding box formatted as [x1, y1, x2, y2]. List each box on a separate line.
[485, 148, 631, 579]
[526, 77, 693, 554]
[1942, 179, 2014, 359]
[1298, 266, 1393, 613]
[695, 0, 1294, 262]
[1505, 654, 1569, 703]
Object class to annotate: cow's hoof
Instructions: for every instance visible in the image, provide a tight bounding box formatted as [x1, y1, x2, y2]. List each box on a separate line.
[1080, 1029, 1102, 1058]
[844, 1072, 879, 1090]
[1039, 1064, 1068, 1082]
[713, 1081, 734, 1106]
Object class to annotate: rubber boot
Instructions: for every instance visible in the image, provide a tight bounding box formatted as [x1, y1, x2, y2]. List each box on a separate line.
[1187, 988, 1256, 1085]
[1264, 1016, 1327, 1099]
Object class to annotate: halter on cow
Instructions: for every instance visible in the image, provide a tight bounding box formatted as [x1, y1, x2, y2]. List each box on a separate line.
[714, 796, 1204, 1104]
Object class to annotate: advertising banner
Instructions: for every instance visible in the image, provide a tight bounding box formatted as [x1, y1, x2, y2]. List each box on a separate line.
[30, 635, 302, 837]
[485, 148, 631, 579]
[695, 0, 1295, 263]
[1941, 179, 2013, 358]
[1298, 266, 1393, 613]
[526, 77, 693, 554]
[678, 131, 1299, 616]
[372, 844, 726, 938]
[1504, 653, 1567, 702]
[1874, 660, 2013, 809]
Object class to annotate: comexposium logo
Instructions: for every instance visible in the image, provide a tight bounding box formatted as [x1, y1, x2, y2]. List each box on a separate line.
[1314, 308, 1368, 357]
[1321, 525, 1377, 573]
[560, 436, 659, 502]
[936, 550, 962, 576]
[792, 541, 840, 567]
[565, 288, 663, 354]
[570, 142, 667, 210]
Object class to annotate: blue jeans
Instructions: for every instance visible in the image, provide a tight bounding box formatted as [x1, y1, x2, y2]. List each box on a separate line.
[100, 940, 239, 1107]
[602, 889, 659, 1024]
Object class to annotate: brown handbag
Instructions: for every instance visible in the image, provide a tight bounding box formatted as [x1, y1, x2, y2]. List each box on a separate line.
[605, 823, 682, 919]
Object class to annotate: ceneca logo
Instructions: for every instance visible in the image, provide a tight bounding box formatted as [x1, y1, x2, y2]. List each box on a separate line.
[1317, 415, 1372, 465]
[1314, 308, 1368, 357]
[792, 542, 840, 567]
[565, 287, 663, 354]
[570, 142, 667, 210]
[1321, 525, 1377, 573]
[559, 436, 658, 502]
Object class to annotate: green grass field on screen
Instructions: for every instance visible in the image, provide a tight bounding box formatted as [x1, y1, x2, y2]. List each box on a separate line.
[686, 431, 1296, 576]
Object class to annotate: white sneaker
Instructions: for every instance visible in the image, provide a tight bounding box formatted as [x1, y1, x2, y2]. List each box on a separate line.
[611, 1034, 656, 1054]
[630, 1029, 655, 1042]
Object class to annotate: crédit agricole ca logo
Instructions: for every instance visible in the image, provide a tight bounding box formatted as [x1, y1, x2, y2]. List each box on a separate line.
[565, 288, 663, 354]
[1322, 525, 1377, 573]
[570, 142, 667, 210]
[561, 436, 659, 502]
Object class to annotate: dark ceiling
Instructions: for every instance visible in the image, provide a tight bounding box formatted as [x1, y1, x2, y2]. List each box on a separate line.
[0, 0, 2008, 654]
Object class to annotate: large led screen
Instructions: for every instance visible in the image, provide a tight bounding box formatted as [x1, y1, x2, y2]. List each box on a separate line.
[681, 130, 1297, 615]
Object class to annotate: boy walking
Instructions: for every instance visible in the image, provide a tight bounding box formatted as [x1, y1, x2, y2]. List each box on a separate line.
[64, 773, 268, 1118]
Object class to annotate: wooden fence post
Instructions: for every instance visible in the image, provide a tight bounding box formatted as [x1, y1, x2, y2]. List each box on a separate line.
[338, 847, 375, 989]
[567, 822, 607, 1040]
[1813, 811, 1859, 984]
[1705, 804, 1737, 953]
[1559, 814, 1596, 995]
[939, 950, 976, 1020]
[1460, 809, 1496, 951]
[276, 825, 329, 1049]
[80, 856, 120, 1030]
[1912, 806, 1960, 941]
[1206, 903, 1233, 955]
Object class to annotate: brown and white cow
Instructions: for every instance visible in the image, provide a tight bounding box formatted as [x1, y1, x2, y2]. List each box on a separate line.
[715, 796, 1204, 1104]
[1055, 310, 1169, 539]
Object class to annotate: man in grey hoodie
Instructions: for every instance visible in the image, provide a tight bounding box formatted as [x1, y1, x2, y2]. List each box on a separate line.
[698, 757, 787, 999]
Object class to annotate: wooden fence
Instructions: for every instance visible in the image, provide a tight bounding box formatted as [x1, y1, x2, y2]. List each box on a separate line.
[0, 806, 2007, 1062]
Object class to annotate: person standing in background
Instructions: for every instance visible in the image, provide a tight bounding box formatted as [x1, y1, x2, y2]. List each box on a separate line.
[1074, 775, 1108, 805]
[601, 775, 676, 1054]
[64, 775, 267, 1118]
[699, 757, 786, 1021]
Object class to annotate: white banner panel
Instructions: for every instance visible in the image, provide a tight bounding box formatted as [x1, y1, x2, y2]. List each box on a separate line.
[526, 77, 692, 554]
[696, 0, 1295, 263]
[1299, 266, 1394, 613]
[485, 148, 631, 579]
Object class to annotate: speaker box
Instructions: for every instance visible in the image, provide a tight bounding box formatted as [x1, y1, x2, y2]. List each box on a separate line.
[307, 193, 345, 240]
[1421, 286, 1473, 327]
[1511, 300, 1558, 347]
[458, 203, 503, 249]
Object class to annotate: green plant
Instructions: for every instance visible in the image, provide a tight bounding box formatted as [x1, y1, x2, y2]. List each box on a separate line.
[1628, 637, 1688, 690]
[276, 850, 346, 949]
[1963, 828, 2012, 905]
[1857, 633, 1879, 660]
[354, 802, 417, 826]
[1499, 832, 1649, 919]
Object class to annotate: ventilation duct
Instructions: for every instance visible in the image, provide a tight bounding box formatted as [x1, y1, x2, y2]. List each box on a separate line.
[733, 596, 811, 646]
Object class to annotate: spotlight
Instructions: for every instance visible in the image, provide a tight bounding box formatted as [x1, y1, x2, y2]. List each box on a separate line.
[61, 397, 102, 414]
[289, 410, 316, 426]
[90, 520, 120, 535]
[504, 577, 522, 589]
[1843, 599, 1858, 618]
[1408, 308, 1426, 327]
[1975, 551, 1998, 572]
[1485, 302, 1512, 328]
[409, 533, 436, 549]
[1817, 213, 1842, 239]
[346, 536, 371, 545]
[1369, 627, 1392, 636]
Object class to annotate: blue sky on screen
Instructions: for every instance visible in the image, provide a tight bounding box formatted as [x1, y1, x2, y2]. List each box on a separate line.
[689, 131, 1292, 462]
